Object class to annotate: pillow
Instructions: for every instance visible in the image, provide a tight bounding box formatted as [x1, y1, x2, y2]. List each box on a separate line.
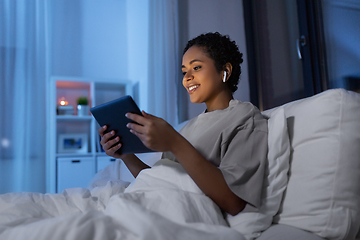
[226, 106, 291, 240]
[273, 89, 360, 240]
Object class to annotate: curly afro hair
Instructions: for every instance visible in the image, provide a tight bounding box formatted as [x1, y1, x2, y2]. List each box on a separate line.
[183, 32, 243, 93]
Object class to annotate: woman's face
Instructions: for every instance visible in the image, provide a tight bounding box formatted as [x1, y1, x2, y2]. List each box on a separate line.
[182, 46, 230, 111]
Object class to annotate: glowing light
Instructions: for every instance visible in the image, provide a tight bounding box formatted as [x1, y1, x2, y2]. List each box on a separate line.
[59, 97, 68, 106]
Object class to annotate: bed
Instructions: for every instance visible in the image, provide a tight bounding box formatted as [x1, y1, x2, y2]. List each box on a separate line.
[0, 88, 359, 240]
[0, 158, 245, 240]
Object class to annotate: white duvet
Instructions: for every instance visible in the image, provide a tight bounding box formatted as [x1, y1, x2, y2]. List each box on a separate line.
[0, 159, 245, 240]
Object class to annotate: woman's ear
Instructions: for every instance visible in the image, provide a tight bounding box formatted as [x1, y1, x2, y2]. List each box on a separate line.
[223, 63, 233, 82]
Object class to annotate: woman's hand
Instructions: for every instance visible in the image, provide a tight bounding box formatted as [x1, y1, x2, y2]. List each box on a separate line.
[125, 111, 179, 152]
[98, 125, 128, 159]
[98, 125, 151, 177]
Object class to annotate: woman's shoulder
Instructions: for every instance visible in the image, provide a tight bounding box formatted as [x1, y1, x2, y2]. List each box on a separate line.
[228, 99, 262, 118]
[227, 100, 267, 131]
[180, 100, 264, 132]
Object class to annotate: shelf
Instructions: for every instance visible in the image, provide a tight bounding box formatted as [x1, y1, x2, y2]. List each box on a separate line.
[47, 77, 132, 193]
[56, 153, 94, 158]
[95, 152, 107, 156]
[56, 115, 92, 121]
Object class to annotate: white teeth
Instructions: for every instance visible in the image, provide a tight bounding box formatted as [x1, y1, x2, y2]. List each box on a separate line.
[189, 85, 198, 91]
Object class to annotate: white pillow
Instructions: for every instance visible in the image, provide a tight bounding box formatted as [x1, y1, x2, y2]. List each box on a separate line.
[227, 107, 290, 240]
[273, 89, 360, 240]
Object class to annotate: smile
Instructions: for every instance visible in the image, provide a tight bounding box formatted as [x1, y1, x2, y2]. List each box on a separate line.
[188, 85, 199, 93]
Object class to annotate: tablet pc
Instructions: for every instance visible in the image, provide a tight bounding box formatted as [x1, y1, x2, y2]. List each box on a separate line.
[90, 95, 154, 155]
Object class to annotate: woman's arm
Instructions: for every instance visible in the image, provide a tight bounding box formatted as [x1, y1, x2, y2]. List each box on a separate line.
[98, 125, 150, 178]
[126, 111, 246, 216]
[170, 133, 247, 215]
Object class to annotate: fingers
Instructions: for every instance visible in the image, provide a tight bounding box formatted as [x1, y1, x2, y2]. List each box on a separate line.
[126, 112, 153, 126]
[101, 131, 115, 145]
[125, 112, 142, 123]
[105, 139, 121, 155]
[102, 134, 121, 153]
[141, 110, 156, 119]
[126, 122, 146, 136]
[129, 128, 145, 142]
[98, 125, 107, 136]
[99, 125, 120, 151]
[100, 129, 118, 147]
[98, 125, 123, 157]
[125, 113, 147, 135]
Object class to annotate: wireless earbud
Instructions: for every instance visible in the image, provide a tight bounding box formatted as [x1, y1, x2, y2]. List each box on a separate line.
[223, 71, 227, 83]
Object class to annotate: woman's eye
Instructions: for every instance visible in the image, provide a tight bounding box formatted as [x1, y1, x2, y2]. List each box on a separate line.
[194, 66, 201, 71]
[182, 71, 187, 76]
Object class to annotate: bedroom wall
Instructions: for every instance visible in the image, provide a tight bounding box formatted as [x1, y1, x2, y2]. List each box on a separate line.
[51, 0, 150, 112]
[51, 0, 129, 79]
[50, 0, 249, 121]
[81, 0, 129, 79]
[179, 0, 249, 119]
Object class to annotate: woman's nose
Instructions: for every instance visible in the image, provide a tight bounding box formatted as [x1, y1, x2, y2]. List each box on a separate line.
[183, 71, 193, 81]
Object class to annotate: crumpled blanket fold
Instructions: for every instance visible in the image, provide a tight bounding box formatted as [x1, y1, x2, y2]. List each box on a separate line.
[0, 159, 245, 240]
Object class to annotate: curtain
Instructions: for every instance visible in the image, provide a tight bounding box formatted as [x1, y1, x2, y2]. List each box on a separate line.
[0, 0, 48, 193]
[147, 0, 180, 126]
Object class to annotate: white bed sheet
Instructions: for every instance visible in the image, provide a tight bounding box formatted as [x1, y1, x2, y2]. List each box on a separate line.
[0, 159, 245, 240]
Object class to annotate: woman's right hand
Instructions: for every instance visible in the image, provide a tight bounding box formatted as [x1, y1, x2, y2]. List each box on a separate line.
[98, 125, 151, 178]
[98, 125, 124, 159]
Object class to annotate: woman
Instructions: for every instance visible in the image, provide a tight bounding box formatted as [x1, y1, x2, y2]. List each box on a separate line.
[99, 32, 268, 216]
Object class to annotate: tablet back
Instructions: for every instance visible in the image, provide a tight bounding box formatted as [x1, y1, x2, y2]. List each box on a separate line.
[90, 95, 154, 155]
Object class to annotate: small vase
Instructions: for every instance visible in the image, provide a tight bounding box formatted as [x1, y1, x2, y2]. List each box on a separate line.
[77, 105, 89, 116]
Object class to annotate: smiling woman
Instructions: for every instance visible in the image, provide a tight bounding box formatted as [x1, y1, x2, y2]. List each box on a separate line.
[181, 33, 243, 112]
[99, 32, 268, 216]
[183, 32, 243, 94]
[181, 46, 232, 111]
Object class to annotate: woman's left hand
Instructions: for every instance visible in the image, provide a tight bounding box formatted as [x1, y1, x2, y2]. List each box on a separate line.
[125, 111, 179, 152]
